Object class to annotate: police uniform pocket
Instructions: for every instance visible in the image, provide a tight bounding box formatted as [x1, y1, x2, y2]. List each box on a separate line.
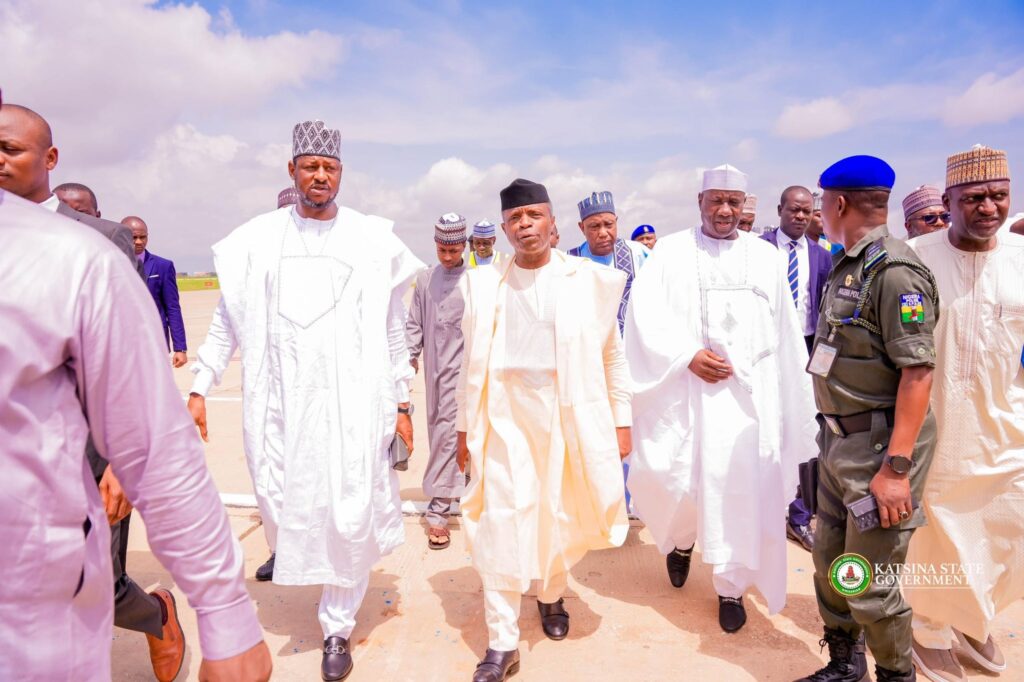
[838, 325, 875, 358]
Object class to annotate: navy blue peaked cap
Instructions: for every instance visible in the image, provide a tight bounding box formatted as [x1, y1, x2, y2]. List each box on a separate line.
[819, 155, 895, 191]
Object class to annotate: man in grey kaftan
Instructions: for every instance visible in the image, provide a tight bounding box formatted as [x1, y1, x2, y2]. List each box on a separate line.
[407, 214, 469, 548]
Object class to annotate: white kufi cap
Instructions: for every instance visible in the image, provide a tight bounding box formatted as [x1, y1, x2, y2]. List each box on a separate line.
[701, 164, 748, 192]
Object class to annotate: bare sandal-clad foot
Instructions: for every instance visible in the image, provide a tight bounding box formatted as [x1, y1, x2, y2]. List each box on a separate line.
[428, 526, 450, 550]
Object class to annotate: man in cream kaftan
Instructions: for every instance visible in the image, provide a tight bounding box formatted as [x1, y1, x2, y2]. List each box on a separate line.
[905, 145, 1022, 681]
[456, 179, 631, 682]
[189, 120, 424, 682]
[623, 164, 818, 633]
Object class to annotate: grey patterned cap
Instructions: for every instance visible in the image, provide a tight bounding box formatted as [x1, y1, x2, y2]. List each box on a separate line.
[435, 213, 467, 244]
[292, 120, 341, 160]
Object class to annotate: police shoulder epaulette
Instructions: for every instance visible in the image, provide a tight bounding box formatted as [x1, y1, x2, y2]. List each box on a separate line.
[863, 240, 888, 274]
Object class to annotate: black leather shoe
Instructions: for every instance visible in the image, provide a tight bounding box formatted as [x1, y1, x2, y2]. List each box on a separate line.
[666, 545, 694, 588]
[787, 520, 815, 552]
[321, 636, 353, 681]
[718, 596, 747, 633]
[874, 666, 915, 682]
[255, 553, 275, 582]
[537, 598, 570, 640]
[793, 627, 868, 681]
[472, 648, 520, 682]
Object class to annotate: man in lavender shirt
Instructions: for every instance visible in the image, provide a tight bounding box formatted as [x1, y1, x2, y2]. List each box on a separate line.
[0, 88, 270, 682]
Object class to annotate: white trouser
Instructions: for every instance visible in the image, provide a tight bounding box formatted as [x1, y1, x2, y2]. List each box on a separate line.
[483, 574, 568, 651]
[711, 563, 754, 599]
[318, 576, 370, 639]
[255, 415, 286, 551]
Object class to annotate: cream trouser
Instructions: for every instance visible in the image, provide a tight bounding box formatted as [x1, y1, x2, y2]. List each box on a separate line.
[484, 573, 568, 651]
[912, 614, 991, 650]
[711, 563, 755, 599]
[318, 575, 370, 639]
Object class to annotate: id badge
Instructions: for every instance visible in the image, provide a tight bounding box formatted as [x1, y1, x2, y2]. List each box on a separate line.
[807, 340, 840, 378]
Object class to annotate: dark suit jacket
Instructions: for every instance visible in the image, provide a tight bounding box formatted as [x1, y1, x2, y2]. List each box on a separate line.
[55, 200, 144, 479]
[56, 201, 145, 279]
[760, 227, 833, 331]
[142, 251, 187, 352]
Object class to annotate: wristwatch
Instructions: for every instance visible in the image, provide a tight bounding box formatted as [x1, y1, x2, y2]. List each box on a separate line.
[884, 454, 914, 475]
[398, 404, 415, 415]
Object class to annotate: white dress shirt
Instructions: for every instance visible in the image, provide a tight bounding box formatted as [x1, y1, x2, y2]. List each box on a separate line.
[781, 233, 815, 336]
[40, 192, 60, 211]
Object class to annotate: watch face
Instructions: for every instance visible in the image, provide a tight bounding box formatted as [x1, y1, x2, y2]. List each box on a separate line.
[890, 456, 912, 474]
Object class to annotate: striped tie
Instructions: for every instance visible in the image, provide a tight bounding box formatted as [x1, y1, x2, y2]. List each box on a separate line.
[787, 240, 799, 307]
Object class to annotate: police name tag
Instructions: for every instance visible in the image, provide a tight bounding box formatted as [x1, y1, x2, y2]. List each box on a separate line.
[807, 341, 840, 378]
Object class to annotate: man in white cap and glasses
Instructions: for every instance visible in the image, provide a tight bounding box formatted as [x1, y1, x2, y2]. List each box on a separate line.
[468, 219, 506, 268]
[623, 164, 817, 633]
[187, 119, 425, 681]
[407, 213, 469, 550]
[902, 184, 949, 240]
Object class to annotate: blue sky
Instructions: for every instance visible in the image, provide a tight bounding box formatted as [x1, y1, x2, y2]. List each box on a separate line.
[5, 0, 1023, 269]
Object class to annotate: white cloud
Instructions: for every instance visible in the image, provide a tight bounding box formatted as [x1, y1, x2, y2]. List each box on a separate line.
[731, 138, 760, 162]
[944, 68, 1024, 127]
[774, 98, 855, 139]
[775, 72, 1024, 139]
[0, 0, 344, 163]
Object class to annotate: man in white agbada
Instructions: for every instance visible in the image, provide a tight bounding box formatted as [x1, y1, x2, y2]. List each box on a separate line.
[906, 145, 1023, 682]
[187, 120, 424, 682]
[456, 178, 632, 682]
[623, 164, 818, 633]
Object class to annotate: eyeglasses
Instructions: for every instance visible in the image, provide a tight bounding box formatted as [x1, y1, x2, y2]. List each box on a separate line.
[917, 212, 950, 226]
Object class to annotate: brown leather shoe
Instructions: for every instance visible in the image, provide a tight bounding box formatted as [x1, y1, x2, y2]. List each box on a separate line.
[146, 588, 185, 682]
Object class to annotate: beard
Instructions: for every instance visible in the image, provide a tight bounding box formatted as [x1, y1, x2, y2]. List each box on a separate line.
[300, 188, 338, 209]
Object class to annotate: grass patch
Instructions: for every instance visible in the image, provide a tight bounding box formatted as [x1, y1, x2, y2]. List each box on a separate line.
[177, 276, 220, 291]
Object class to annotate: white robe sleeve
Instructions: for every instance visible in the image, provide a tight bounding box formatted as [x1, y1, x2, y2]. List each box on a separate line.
[189, 296, 238, 397]
[406, 273, 425, 362]
[623, 240, 703, 395]
[603, 322, 632, 427]
[773, 261, 819, 469]
[388, 290, 413, 403]
[455, 274, 471, 432]
[77, 249, 262, 660]
[383, 231, 427, 404]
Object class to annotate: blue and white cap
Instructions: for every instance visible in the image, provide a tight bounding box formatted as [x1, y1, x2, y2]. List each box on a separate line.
[578, 191, 616, 221]
[472, 220, 496, 239]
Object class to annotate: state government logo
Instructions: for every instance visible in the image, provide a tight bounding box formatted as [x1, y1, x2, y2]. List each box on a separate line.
[829, 553, 872, 597]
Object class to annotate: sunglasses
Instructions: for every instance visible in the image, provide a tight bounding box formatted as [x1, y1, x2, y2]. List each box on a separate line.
[917, 212, 950, 226]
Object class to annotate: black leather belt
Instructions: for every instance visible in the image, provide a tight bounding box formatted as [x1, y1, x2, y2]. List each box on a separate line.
[821, 408, 895, 438]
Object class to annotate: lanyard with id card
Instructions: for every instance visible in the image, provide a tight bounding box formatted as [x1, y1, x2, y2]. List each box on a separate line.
[807, 337, 840, 378]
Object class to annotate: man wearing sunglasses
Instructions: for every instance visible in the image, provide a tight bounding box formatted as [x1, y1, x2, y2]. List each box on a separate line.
[903, 185, 949, 239]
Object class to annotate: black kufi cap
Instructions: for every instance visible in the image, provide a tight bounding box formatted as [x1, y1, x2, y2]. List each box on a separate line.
[500, 178, 551, 211]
